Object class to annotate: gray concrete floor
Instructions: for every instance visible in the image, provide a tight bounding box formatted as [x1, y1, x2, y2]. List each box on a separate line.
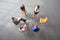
[0, 0, 60, 40]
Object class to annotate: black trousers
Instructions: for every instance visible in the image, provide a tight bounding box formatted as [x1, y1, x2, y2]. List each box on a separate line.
[20, 18, 26, 23]
[34, 11, 39, 15]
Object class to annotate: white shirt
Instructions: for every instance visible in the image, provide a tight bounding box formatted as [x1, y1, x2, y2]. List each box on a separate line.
[34, 6, 40, 12]
[15, 17, 21, 21]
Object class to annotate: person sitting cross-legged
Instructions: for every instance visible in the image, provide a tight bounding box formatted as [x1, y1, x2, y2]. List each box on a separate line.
[18, 24, 28, 32]
[31, 24, 40, 32]
[20, 4, 27, 16]
[32, 5, 40, 18]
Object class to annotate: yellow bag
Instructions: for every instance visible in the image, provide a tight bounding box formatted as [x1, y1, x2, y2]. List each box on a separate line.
[40, 17, 48, 23]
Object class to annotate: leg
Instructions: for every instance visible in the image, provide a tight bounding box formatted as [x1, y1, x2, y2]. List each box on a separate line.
[20, 18, 26, 23]
[32, 13, 35, 18]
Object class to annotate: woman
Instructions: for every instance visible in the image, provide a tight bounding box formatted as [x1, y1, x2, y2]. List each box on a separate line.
[32, 5, 40, 18]
[20, 4, 27, 16]
[18, 24, 28, 32]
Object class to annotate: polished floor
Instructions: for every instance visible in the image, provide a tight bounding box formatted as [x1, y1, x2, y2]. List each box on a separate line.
[0, 0, 60, 40]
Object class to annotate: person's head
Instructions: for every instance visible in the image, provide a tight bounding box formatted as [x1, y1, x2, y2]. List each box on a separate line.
[37, 5, 40, 9]
[12, 17, 14, 20]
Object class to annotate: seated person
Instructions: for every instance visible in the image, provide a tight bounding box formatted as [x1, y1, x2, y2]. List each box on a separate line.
[32, 24, 40, 32]
[18, 24, 28, 32]
[11, 17, 26, 25]
[34, 5, 40, 15]
[20, 4, 27, 16]
[32, 5, 40, 18]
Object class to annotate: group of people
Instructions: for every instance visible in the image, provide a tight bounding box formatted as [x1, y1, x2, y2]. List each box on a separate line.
[11, 4, 40, 32]
[20, 4, 40, 18]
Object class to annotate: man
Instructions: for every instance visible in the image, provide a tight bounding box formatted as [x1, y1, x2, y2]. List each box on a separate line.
[11, 17, 26, 25]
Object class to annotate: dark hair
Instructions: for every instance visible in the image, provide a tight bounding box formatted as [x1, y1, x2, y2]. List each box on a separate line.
[37, 5, 40, 9]
[20, 27, 23, 29]
[20, 4, 25, 11]
[12, 17, 14, 20]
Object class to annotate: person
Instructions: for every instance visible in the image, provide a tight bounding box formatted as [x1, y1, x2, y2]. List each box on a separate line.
[32, 24, 40, 32]
[11, 17, 27, 25]
[32, 5, 40, 18]
[18, 24, 28, 32]
[20, 4, 27, 16]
